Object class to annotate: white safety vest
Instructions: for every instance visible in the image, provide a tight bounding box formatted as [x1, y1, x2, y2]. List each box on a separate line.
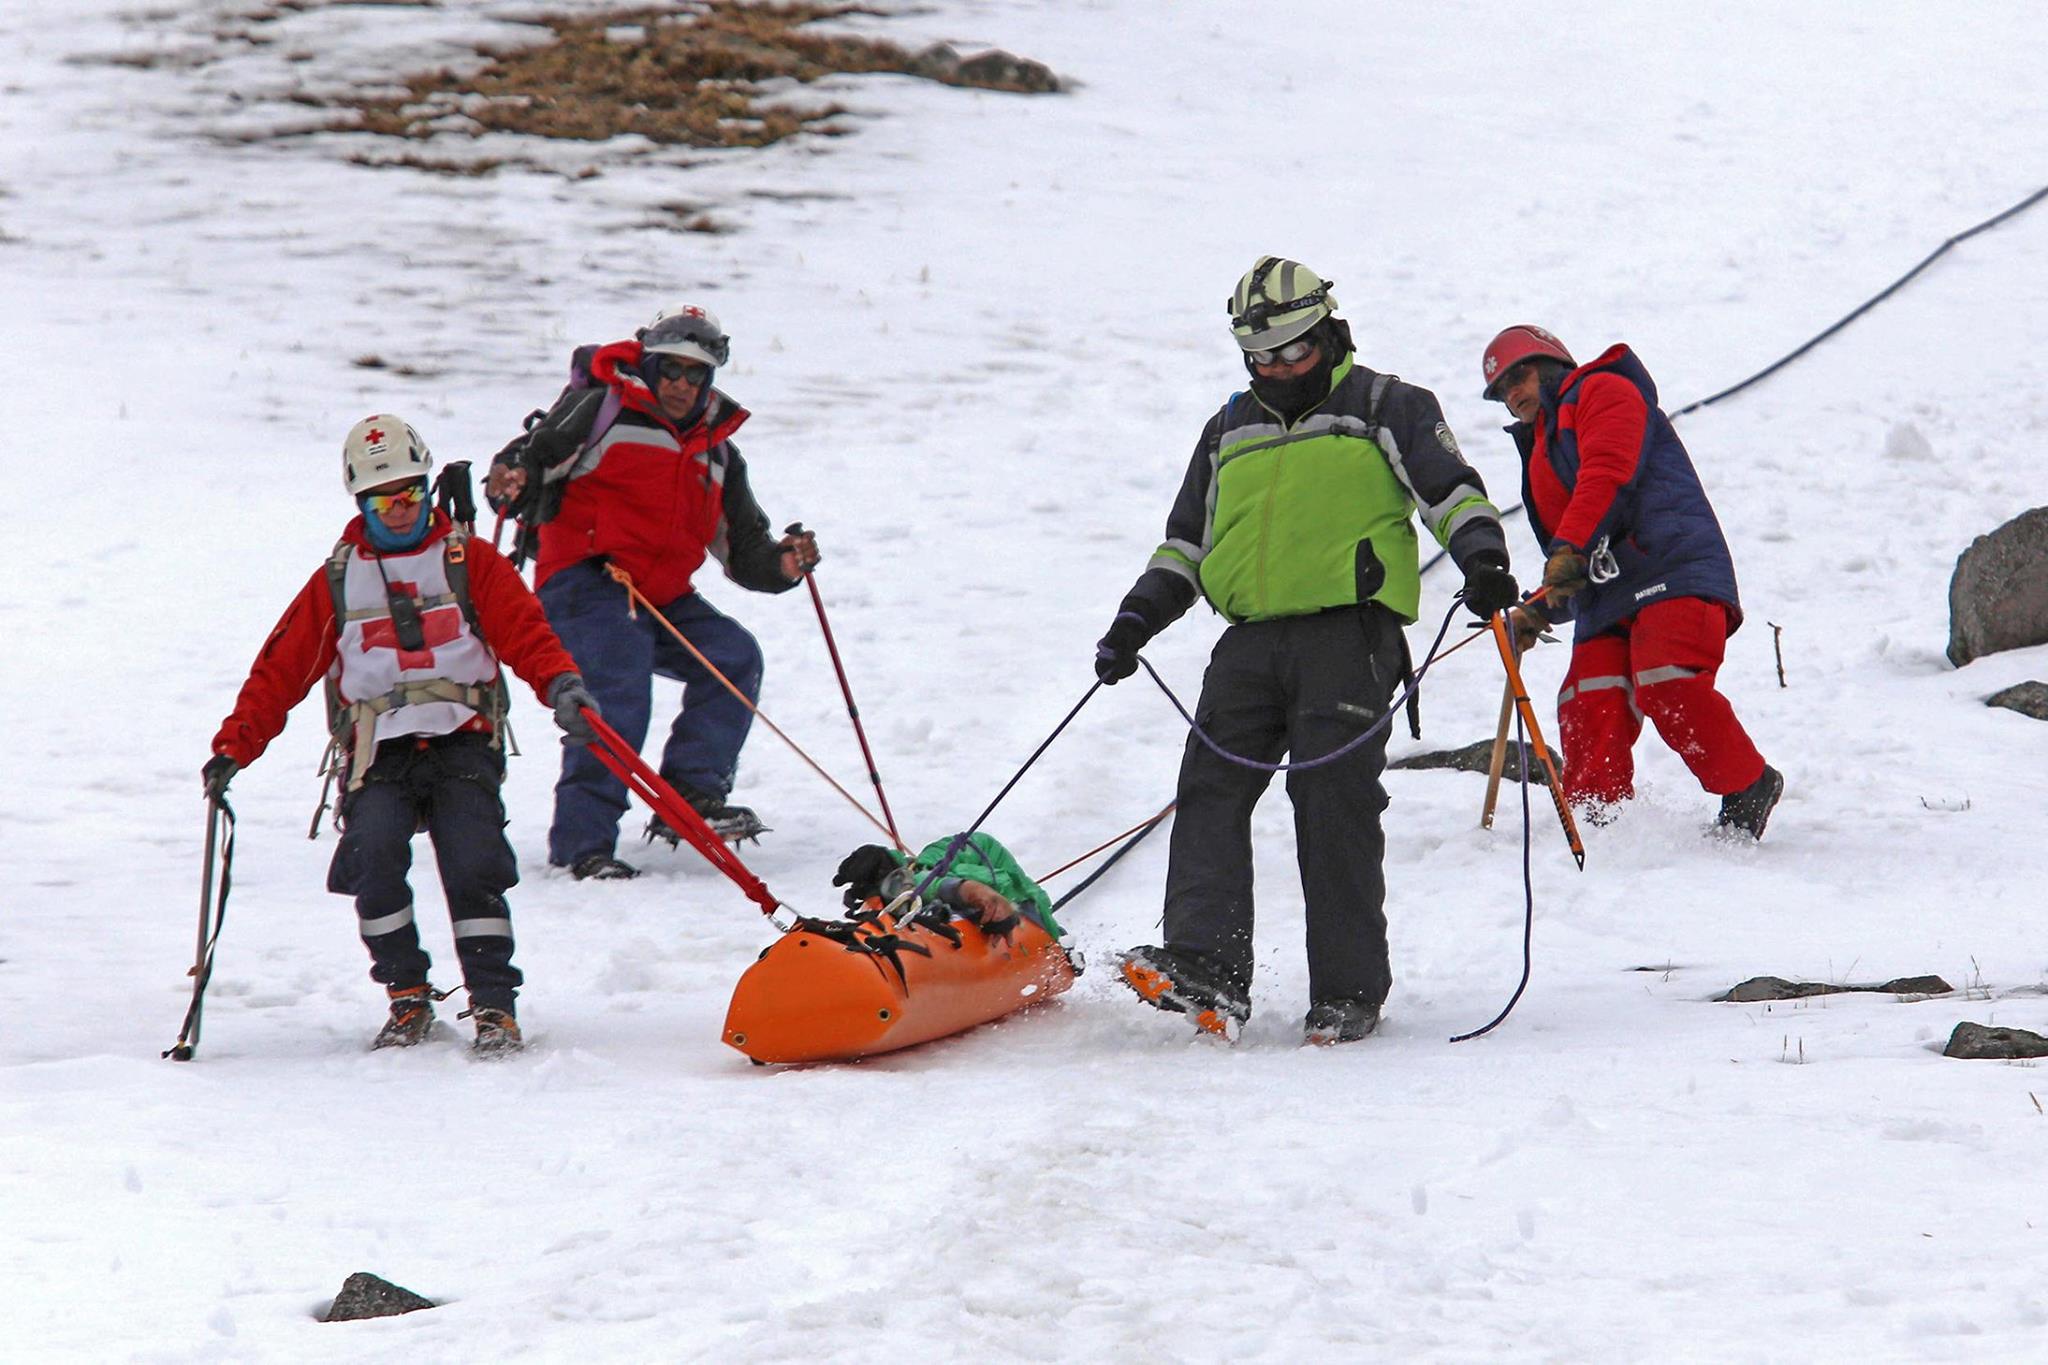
[328, 533, 500, 786]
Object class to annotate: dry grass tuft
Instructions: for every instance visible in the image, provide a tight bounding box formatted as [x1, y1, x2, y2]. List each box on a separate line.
[322, 1, 1062, 149]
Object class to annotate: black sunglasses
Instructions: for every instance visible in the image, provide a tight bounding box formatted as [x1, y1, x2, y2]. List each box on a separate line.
[1490, 360, 1539, 399]
[657, 357, 710, 385]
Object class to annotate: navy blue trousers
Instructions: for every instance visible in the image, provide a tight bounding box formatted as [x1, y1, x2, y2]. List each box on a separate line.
[539, 559, 763, 866]
[326, 732, 522, 1013]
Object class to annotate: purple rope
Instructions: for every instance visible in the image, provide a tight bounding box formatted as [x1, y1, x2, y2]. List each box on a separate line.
[1134, 599, 1462, 774]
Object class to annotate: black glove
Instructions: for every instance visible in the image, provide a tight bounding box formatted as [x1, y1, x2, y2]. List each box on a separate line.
[201, 755, 237, 800]
[1094, 609, 1155, 685]
[1460, 553, 1521, 618]
[833, 845, 902, 908]
[548, 674, 599, 746]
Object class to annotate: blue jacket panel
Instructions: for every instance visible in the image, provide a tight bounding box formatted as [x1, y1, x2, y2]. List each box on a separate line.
[1512, 346, 1741, 641]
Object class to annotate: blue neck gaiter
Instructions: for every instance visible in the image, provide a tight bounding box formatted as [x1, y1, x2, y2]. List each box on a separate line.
[361, 500, 433, 553]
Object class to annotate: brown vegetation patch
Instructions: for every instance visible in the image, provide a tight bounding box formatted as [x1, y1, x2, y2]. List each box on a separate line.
[323, 1, 1061, 149]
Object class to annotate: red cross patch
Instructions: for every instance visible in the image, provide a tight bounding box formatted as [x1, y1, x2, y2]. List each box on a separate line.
[359, 582, 463, 669]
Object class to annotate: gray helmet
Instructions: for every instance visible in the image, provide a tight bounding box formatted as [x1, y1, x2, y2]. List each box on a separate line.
[638, 304, 730, 368]
[1228, 257, 1337, 351]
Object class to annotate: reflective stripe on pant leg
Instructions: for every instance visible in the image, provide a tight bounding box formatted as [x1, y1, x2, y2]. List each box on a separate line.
[453, 917, 513, 940]
[359, 903, 417, 937]
[331, 776, 433, 989]
[1628, 597, 1765, 794]
[423, 737, 524, 1011]
[1559, 634, 1641, 805]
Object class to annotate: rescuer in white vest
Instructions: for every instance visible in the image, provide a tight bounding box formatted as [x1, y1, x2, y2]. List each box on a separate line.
[205, 416, 596, 1054]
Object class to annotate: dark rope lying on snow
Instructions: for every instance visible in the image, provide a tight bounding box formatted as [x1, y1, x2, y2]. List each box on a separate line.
[1422, 181, 2048, 578]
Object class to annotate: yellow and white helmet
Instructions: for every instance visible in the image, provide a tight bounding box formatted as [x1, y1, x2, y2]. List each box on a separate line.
[342, 414, 432, 495]
[1228, 256, 1338, 351]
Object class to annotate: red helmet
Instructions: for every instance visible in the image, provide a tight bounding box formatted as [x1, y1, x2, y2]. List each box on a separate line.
[1480, 324, 1574, 399]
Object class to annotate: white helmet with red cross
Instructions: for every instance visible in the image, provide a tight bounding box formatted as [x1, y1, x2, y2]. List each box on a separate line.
[342, 414, 432, 495]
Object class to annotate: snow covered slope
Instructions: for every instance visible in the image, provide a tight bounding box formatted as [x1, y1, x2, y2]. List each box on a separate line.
[6, 0, 2048, 1357]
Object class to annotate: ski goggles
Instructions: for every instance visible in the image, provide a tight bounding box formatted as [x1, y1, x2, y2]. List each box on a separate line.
[360, 482, 427, 514]
[655, 356, 711, 385]
[1245, 338, 1317, 367]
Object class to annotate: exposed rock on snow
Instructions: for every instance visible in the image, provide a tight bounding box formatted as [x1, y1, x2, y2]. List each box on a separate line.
[1942, 1022, 2048, 1059]
[1985, 681, 2048, 721]
[322, 1273, 435, 1322]
[1719, 974, 1952, 1002]
[1947, 506, 2048, 666]
[907, 43, 1064, 93]
[1388, 738, 1561, 784]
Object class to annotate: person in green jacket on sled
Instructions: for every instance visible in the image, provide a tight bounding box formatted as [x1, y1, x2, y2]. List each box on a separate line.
[831, 834, 1063, 941]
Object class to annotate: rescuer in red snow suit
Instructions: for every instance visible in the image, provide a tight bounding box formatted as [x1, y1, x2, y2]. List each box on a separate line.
[1481, 325, 1782, 839]
[204, 416, 594, 1053]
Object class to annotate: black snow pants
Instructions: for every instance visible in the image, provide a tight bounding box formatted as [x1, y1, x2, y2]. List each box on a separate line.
[1162, 603, 1403, 1010]
[327, 731, 523, 1013]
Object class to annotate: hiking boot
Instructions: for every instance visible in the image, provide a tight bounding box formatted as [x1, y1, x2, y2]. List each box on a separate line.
[1303, 999, 1380, 1046]
[1115, 945, 1251, 1041]
[1715, 763, 1784, 841]
[371, 985, 436, 1050]
[569, 852, 640, 881]
[468, 1007, 523, 1056]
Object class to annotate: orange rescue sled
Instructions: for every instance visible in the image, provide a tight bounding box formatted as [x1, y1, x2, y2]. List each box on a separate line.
[723, 910, 1076, 1064]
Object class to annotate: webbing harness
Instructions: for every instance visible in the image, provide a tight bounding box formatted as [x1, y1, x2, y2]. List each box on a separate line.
[318, 529, 507, 794]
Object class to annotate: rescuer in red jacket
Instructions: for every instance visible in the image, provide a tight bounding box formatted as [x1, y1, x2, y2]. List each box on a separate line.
[1482, 325, 1783, 839]
[205, 415, 595, 1053]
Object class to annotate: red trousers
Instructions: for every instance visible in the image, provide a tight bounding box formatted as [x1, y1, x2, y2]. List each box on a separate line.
[1556, 596, 1765, 806]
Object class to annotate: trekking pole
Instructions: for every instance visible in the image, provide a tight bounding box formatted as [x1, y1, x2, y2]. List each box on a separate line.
[164, 794, 236, 1061]
[602, 564, 901, 847]
[1488, 610, 1584, 869]
[787, 523, 907, 854]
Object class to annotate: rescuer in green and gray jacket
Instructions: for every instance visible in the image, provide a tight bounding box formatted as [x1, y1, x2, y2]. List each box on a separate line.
[1094, 256, 1521, 1046]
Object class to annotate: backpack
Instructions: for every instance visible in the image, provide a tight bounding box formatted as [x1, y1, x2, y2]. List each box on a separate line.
[493, 344, 626, 568]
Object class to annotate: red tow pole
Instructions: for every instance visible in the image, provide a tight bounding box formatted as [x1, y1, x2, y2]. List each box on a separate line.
[580, 709, 782, 918]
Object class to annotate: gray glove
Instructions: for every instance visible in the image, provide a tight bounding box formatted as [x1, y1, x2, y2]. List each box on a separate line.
[201, 754, 237, 800]
[548, 674, 599, 746]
